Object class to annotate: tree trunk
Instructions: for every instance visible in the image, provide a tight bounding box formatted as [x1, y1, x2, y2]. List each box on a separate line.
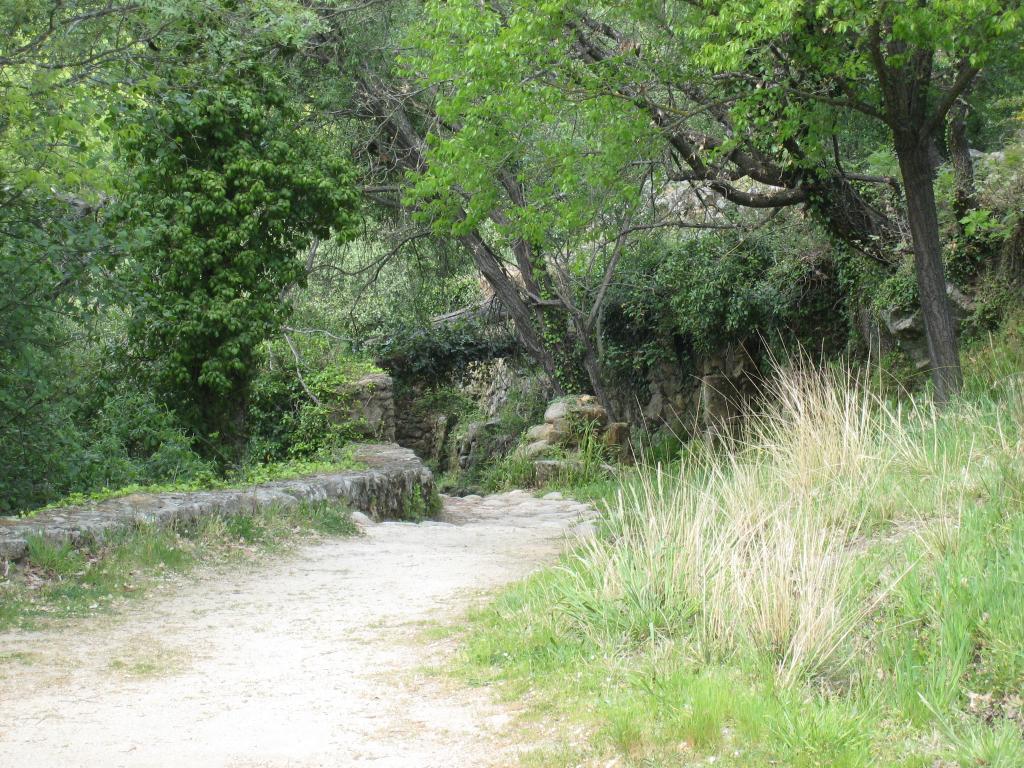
[458, 232, 564, 393]
[894, 137, 964, 403]
[576, 324, 616, 421]
[1000, 217, 1024, 288]
[947, 100, 978, 229]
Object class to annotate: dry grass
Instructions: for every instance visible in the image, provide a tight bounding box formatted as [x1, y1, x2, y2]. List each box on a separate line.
[565, 362, 929, 684]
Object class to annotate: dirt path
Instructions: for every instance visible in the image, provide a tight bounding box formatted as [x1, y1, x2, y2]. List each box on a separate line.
[0, 491, 594, 767]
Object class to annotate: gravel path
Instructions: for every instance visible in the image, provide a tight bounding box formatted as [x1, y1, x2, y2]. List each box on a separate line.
[0, 491, 594, 767]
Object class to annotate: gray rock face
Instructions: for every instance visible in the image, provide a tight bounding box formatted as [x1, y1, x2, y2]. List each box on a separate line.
[881, 284, 975, 370]
[450, 419, 515, 472]
[337, 373, 396, 442]
[533, 459, 584, 485]
[543, 396, 608, 429]
[0, 444, 432, 563]
[396, 410, 453, 468]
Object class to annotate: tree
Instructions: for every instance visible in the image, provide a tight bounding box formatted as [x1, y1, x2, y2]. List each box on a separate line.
[691, 0, 1023, 402]
[114, 62, 359, 456]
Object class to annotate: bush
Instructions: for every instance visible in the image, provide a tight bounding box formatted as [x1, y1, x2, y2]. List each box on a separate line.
[373, 317, 519, 387]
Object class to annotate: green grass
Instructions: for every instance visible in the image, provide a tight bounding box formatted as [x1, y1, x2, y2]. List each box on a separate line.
[0, 500, 358, 631]
[452, 317, 1024, 767]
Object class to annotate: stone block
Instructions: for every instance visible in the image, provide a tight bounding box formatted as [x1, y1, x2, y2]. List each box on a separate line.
[543, 396, 608, 428]
[521, 439, 552, 458]
[532, 459, 584, 486]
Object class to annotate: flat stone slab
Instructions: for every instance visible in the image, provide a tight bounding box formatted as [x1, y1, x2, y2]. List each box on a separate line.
[0, 444, 433, 562]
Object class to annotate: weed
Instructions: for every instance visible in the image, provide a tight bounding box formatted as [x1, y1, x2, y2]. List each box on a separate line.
[25, 535, 86, 578]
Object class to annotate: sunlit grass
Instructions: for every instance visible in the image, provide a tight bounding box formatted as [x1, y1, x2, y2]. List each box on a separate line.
[455, 318, 1024, 767]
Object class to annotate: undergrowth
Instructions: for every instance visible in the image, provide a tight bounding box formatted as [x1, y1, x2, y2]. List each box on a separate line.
[0, 500, 357, 631]
[455, 317, 1024, 767]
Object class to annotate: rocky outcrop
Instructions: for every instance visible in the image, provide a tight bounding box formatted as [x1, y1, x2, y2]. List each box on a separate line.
[633, 342, 759, 437]
[881, 284, 975, 369]
[467, 359, 553, 420]
[518, 395, 632, 467]
[0, 444, 433, 563]
[450, 419, 517, 471]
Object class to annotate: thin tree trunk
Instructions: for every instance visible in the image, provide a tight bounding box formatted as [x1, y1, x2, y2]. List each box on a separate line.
[947, 100, 978, 229]
[577, 327, 616, 421]
[458, 232, 564, 393]
[895, 137, 964, 403]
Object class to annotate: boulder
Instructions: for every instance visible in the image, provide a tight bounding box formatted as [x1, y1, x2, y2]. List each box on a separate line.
[521, 439, 553, 459]
[395, 409, 452, 467]
[333, 372, 396, 442]
[603, 421, 631, 447]
[525, 422, 555, 442]
[543, 395, 608, 428]
[603, 422, 632, 461]
[882, 284, 975, 370]
[543, 399, 570, 423]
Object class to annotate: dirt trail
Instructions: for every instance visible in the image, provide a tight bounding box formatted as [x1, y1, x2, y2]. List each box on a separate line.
[0, 491, 594, 767]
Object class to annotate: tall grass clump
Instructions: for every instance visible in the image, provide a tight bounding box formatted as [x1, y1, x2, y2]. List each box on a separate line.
[561, 361, 925, 685]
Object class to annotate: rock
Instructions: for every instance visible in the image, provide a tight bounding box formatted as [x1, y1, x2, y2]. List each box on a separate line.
[350, 511, 373, 527]
[525, 423, 557, 442]
[882, 283, 975, 369]
[569, 520, 597, 540]
[699, 372, 738, 428]
[449, 418, 518, 474]
[603, 421, 633, 462]
[543, 400, 570, 423]
[533, 459, 584, 486]
[543, 396, 608, 429]
[521, 439, 552, 458]
[603, 422, 630, 447]
[395, 408, 452, 468]
[332, 372, 396, 442]
[542, 491, 563, 500]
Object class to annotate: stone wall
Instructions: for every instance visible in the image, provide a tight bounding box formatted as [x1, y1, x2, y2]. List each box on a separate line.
[0, 444, 432, 562]
[607, 341, 762, 438]
[396, 411, 453, 468]
[334, 373, 396, 442]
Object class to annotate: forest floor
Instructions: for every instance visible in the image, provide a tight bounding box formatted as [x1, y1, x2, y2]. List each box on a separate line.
[0, 491, 594, 767]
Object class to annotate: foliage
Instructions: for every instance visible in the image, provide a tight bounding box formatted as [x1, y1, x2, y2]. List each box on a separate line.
[373, 317, 520, 387]
[249, 345, 385, 463]
[401, 486, 443, 522]
[112, 56, 359, 453]
[601, 224, 848, 392]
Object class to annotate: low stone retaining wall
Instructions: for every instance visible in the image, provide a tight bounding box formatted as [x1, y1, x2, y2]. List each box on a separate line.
[0, 444, 433, 562]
